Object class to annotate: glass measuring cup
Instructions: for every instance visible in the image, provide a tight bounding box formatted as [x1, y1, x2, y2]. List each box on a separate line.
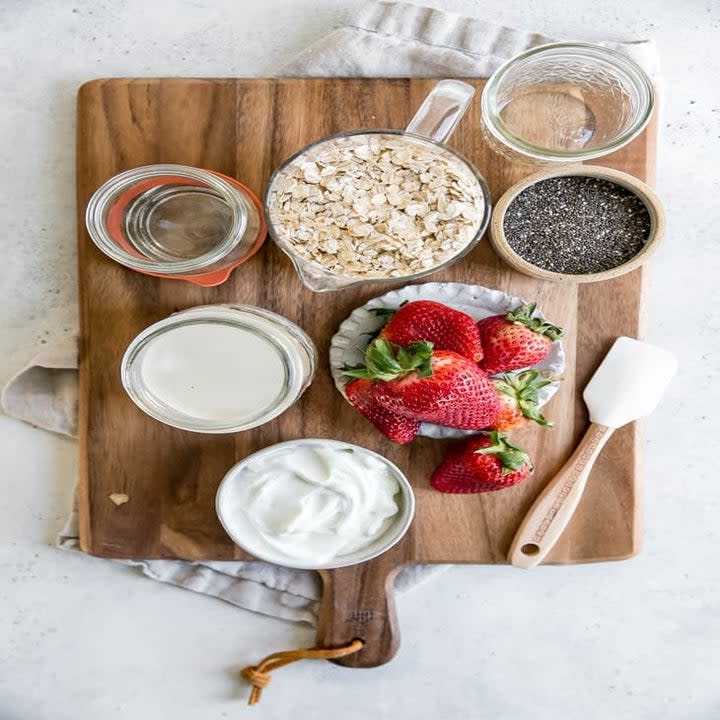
[264, 80, 492, 292]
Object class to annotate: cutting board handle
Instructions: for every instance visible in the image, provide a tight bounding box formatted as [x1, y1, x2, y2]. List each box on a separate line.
[508, 423, 614, 569]
[316, 560, 402, 668]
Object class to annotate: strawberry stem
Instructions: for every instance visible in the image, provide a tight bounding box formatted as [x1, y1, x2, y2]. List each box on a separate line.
[343, 339, 434, 381]
[369, 307, 398, 319]
[506, 303, 564, 342]
[493, 370, 553, 427]
[364, 301, 408, 341]
[475, 431, 534, 475]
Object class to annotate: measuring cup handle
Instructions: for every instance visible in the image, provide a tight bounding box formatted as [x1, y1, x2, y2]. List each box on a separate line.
[405, 79, 476, 143]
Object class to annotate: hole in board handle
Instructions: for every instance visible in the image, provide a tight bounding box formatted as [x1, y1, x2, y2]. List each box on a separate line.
[520, 543, 541, 556]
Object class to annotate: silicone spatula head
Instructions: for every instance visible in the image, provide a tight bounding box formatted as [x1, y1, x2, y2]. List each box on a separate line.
[583, 337, 677, 429]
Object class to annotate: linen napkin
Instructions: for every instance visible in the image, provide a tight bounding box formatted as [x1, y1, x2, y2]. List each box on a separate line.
[1, 1, 659, 625]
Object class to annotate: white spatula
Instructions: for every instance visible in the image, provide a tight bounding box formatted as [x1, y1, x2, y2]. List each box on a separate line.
[508, 337, 677, 569]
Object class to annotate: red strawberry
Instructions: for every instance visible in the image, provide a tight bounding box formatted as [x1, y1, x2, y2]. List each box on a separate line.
[345, 339, 499, 430]
[430, 432, 533, 493]
[477, 303, 563, 375]
[377, 300, 483, 362]
[345, 378, 420, 445]
[491, 370, 553, 432]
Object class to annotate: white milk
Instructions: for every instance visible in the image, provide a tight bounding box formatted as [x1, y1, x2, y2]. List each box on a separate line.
[140, 322, 286, 420]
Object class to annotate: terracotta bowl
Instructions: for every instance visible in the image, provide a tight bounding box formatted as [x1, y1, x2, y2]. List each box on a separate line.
[489, 165, 665, 284]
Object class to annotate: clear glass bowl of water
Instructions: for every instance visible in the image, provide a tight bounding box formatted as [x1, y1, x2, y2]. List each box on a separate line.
[481, 42, 655, 163]
[85, 165, 266, 286]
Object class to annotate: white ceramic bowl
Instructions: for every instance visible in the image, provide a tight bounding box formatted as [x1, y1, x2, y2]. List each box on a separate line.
[215, 439, 415, 570]
[330, 282, 566, 438]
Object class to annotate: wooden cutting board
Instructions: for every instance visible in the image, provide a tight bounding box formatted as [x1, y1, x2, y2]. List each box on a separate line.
[77, 78, 656, 667]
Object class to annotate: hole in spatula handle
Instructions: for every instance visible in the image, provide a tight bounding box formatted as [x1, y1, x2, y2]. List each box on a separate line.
[520, 543, 541, 556]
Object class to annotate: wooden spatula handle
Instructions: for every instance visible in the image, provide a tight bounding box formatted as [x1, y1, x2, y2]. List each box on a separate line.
[508, 423, 614, 569]
[316, 560, 402, 668]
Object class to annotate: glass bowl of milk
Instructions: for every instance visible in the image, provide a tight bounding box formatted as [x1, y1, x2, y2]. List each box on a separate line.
[121, 305, 316, 433]
[215, 439, 415, 569]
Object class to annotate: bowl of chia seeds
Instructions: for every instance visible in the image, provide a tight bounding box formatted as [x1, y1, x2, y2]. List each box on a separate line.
[489, 166, 665, 283]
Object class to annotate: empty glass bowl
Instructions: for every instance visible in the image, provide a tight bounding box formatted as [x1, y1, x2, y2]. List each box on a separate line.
[86, 165, 266, 286]
[481, 42, 655, 163]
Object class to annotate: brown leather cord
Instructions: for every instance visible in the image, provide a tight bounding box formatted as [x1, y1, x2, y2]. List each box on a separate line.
[241, 638, 364, 705]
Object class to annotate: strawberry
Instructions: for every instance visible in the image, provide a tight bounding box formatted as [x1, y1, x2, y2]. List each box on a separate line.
[430, 432, 533, 493]
[491, 370, 553, 432]
[377, 300, 483, 362]
[345, 378, 420, 445]
[477, 303, 563, 375]
[344, 339, 499, 430]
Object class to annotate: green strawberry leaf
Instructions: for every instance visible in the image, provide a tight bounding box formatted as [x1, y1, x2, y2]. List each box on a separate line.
[342, 339, 434, 381]
[396, 346, 412, 366]
[475, 431, 534, 474]
[506, 304, 564, 341]
[365, 301, 411, 341]
[342, 363, 372, 379]
[497, 450, 530, 474]
[493, 371, 554, 427]
[518, 400, 552, 427]
[369, 307, 399, 318]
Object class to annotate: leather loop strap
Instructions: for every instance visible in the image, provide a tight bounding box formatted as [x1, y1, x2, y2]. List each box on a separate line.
[240, 639, 364, 705]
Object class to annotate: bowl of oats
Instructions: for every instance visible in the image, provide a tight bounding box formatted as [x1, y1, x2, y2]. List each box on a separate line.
[264, 80, 492, 291]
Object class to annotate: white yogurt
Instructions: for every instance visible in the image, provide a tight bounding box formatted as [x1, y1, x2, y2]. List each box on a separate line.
[139, 322, 286, 420]
[217, 442, 404, 567]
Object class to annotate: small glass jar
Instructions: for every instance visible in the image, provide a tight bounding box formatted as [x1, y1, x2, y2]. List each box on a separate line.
[481, 42, 655, 164]
[86, 165, 266, 286]
[121, 305, 317, 433]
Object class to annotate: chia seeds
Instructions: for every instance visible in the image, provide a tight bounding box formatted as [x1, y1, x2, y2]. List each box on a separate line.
[503, 176, 652, 274]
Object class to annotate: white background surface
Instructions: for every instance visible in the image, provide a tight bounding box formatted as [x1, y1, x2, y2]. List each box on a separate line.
[1, 1, 719, 718]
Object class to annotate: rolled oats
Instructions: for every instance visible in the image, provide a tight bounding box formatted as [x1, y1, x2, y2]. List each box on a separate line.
[268, 134, 486, 280]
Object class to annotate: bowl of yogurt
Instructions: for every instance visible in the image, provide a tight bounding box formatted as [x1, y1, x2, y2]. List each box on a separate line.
[215, 439, 415, 569]
[121, 305, 316, 433]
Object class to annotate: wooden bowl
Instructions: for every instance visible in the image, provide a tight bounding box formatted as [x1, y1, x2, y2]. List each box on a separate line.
[489, 165, 665, 283]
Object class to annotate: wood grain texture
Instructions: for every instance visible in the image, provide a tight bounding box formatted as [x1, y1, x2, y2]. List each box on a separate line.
[317, 561, 403, 668]
[77, 78, 655, 666]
